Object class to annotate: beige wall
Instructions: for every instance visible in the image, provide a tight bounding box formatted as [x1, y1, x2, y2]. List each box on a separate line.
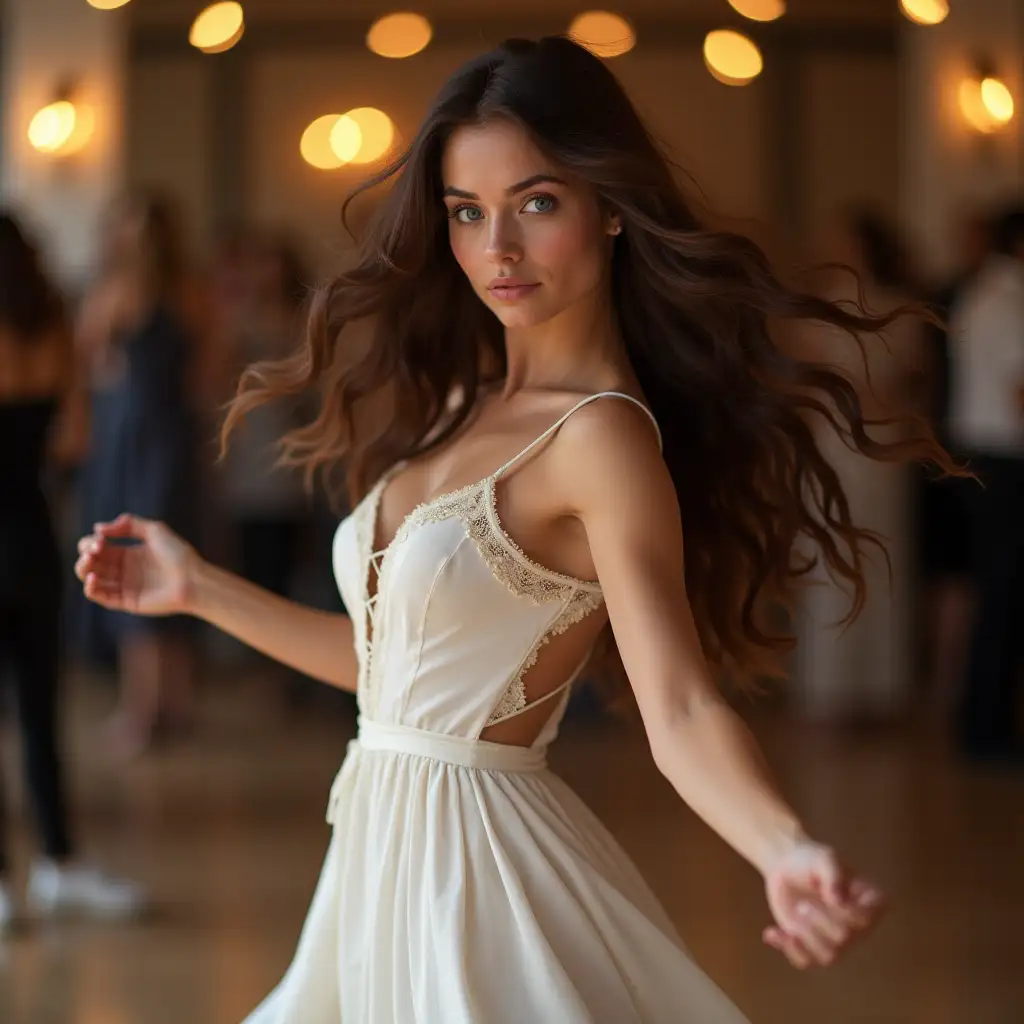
[127, 42, 900, 275]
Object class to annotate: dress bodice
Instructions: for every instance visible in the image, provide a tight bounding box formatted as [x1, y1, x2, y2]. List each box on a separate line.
[332, 391, 661, 748]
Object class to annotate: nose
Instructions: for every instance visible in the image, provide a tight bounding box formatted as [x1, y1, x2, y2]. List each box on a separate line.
[484, 211, 522, 265]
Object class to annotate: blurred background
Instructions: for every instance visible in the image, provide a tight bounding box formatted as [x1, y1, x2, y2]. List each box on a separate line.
[1, 1, 1023, 1022]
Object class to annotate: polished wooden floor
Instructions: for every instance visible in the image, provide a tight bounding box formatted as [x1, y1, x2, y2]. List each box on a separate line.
[1, 671, 1021, 1024]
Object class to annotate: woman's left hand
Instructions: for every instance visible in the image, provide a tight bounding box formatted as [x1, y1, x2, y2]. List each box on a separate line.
[761, 839, 884, 969]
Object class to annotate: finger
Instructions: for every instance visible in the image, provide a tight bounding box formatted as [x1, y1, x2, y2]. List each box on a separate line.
[77, 534, 100, 556]
[793, 918, 838, 966]
[797, 899, 849, 948]
[94, 513, 152, 541]
[775, 901, 839, 966]
[765, 929, 813, 970]
[850, 878, 885, 911]
[75, 547, 120, 583]
[832, 879, 884, 928]
[815, 850, 848, 907]
[84, 573, 123, 608]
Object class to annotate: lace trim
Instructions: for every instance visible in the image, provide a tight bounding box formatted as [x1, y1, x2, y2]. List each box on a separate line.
[485, 596, 600, 724]
[363, 476, 605, 726]
[402, 482, 604, 725]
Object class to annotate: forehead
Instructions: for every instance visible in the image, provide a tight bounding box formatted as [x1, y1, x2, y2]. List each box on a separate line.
[441, 119, 556, 190]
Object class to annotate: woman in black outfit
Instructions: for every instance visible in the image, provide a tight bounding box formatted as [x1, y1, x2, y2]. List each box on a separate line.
[0, 212, 143, 932]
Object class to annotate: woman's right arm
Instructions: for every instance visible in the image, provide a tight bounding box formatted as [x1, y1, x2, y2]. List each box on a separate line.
[76, 514, 358, 692]
[190, 560, 358, 691]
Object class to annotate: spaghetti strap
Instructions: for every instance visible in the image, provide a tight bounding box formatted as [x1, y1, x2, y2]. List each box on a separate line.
[493, 391, 662, 481]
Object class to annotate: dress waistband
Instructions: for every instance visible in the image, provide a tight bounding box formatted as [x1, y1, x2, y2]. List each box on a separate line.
[326, 720, 548, 825]
[356, 718, 548, 772]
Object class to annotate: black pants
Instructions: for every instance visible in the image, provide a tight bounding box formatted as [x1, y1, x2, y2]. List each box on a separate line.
[957, 455, 1024, 756]
[0, 585, 73, 873]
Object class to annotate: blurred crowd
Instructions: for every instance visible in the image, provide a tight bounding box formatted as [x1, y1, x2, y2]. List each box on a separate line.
[0, 187, 1022, 926]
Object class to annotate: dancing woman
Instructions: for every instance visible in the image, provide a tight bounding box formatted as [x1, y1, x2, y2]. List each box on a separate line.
[76, 37, 950, 1022]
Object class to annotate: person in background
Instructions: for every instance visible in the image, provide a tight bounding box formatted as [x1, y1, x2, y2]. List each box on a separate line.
[74, 192, 201, 759]
[216, 232, 314, 692]
[0, 211, 145, 932]
[916, 211, 989, 717]
[947, 204, 1024, 765]
[793, 208, 926, 723]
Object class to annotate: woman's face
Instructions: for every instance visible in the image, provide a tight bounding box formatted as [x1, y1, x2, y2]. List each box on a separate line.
[441, 119, 619, 330]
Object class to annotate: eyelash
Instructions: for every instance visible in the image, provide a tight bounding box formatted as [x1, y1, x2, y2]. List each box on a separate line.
[448, 193, 559, 224]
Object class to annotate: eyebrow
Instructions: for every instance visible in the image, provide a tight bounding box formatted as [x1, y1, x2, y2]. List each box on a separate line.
[441, 174, 567, 201]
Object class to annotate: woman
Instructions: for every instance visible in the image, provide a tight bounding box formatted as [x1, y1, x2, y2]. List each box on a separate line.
[74, 192, 200, 758]
[75, 38, 951, 1021]
[0, 212, 143, 932]
[793, 209, 928, 723]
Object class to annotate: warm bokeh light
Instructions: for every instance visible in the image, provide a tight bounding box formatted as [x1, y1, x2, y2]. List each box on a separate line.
[703, 30, 763, 86]
[189, 2, 245, 54]
[301, 114, 347, 170]
[958, 81, 994, 133]
[568, 11, 636, 59]
[334, 108, 396, 165]
[981, 77, 1015, 124]
[899, 0, 949, 26]
[29, 102, 76, 153]
[86, 0, 134, 8]
[59, 105, 96, 156]
[28, 100, 95, 156]
[959, 76, 1015, 133]
[328, 116, 363, 164]
[366, 12, 432, 58]
[727, 0, 786, 22]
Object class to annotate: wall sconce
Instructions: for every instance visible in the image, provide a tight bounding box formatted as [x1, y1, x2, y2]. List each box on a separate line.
[959, 59, 1015, 134]
[28, 83, 95, 157]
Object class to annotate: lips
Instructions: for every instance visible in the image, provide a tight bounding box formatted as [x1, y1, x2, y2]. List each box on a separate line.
[487, 278, 540, 301]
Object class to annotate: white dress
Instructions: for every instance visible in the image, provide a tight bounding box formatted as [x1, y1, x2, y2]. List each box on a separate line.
[243, 392, 749, 1023]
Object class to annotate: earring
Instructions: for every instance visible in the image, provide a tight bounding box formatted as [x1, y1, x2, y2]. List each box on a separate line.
[609, 224, 622, 236]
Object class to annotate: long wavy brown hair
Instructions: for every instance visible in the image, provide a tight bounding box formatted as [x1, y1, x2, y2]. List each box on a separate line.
[225, 35, 957, 692]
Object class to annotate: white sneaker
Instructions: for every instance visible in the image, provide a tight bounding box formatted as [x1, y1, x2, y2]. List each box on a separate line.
[27, 860, 148, 920]
[0, 881, 15, 935]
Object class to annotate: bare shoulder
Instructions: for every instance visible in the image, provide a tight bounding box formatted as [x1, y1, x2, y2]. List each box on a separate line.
[547, 392, 675, 522]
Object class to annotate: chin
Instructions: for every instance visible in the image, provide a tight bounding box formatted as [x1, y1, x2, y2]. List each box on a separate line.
[484, 298, 559, 330]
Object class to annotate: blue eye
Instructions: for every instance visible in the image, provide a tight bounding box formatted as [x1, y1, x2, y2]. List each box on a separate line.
[452, 205, 483, 224]
[523, 195, 557, 214]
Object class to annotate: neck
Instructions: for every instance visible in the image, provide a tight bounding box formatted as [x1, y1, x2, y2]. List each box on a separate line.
[499, 288, 627, 399]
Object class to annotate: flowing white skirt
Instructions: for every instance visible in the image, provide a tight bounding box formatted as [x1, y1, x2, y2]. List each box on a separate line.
[242, 720, 748, 1023]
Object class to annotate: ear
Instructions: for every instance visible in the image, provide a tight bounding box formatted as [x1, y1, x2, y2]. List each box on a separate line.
[606, 213, 623, 236]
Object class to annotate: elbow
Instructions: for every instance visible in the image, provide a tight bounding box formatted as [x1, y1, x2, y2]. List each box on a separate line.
[643, 689, 731, 778]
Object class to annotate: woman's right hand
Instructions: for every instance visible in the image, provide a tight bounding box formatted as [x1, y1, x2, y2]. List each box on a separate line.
[75, 514, 198, 617]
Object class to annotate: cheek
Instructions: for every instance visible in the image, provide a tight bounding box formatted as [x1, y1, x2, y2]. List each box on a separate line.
[528, 218, 605, 288]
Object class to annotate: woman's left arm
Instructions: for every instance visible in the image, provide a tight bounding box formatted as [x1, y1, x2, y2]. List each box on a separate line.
[559, 402, 884, 969]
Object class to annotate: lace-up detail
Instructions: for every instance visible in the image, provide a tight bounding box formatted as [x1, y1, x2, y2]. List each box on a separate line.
[350, 391, 661, 728]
